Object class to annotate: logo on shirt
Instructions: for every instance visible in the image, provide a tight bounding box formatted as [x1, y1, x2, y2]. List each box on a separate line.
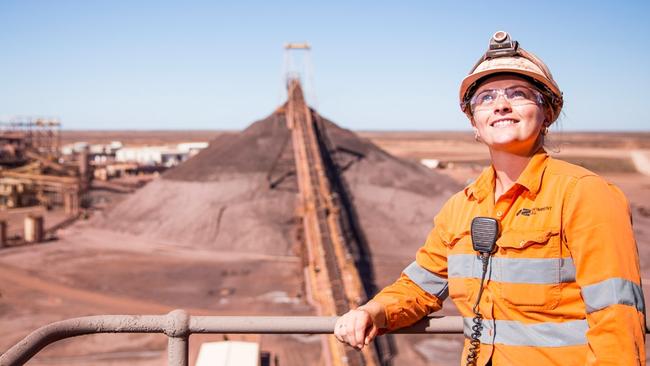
[516, 206, 552, 217]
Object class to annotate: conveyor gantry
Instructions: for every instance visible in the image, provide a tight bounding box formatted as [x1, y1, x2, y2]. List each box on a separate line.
[285, 79, 382, 366]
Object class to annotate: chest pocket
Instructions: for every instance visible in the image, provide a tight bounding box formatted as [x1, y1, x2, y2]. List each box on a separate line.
[496, 229, 564, 309]
[443, 231, 476, 303]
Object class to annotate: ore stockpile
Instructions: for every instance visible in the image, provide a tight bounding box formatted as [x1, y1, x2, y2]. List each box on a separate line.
[91, 83, 460, 365]
[97, 103, 457, 264]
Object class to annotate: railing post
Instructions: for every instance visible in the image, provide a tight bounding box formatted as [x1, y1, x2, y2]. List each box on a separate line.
[165, 309, 190, 366]
[168, 336, 189, 366]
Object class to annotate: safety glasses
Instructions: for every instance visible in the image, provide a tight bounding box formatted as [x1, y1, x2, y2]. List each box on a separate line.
[469, 86, 544, 112]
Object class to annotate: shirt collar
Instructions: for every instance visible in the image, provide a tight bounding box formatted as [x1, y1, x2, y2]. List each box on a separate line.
[464, 165, 495, 202]
[464, 149, 549, 201]
[515, 149, 549, 197]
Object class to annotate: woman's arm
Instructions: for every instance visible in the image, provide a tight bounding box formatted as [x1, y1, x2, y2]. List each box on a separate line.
[564, 175, 645, 365]
[335, 217, 451, 349]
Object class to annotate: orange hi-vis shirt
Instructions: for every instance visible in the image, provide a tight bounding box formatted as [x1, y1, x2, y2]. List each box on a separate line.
[373, 150, 645, 366]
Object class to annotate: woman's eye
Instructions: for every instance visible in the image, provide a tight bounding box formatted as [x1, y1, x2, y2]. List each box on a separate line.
[510, 90, 526, 98]
[479, 93, 494, 103]
[508, 88, 530, 99]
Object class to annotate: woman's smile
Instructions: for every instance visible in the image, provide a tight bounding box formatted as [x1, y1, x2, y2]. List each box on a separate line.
[490, 118, 519, 128]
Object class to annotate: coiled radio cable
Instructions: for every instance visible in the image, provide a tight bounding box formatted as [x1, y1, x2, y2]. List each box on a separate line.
[465, 254, 490, 366]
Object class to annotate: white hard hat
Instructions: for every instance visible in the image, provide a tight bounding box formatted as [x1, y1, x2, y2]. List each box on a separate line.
[459, 31, 563, 123]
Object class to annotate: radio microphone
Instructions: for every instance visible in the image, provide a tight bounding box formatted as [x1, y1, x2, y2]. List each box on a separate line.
[466, 217, 500, 366]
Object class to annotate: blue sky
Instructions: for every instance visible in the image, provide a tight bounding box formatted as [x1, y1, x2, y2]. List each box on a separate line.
[1, 1, 648, 131]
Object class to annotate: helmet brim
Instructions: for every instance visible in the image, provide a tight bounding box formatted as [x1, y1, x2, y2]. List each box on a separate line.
[459, 67, 562, 103]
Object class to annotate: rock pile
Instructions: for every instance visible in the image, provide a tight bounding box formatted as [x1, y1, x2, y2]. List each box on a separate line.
[95, 107, 460, 286]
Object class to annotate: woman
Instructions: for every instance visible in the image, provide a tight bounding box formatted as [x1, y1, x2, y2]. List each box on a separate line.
[334, 31, 645, 366]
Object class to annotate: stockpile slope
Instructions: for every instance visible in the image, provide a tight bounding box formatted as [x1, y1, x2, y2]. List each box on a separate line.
[94, 112, 298, 256]
[95, 109, 460, 266]
[320, 118, 459, 285]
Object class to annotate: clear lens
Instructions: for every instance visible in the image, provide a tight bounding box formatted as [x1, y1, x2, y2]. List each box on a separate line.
[470, 86, 543, 112]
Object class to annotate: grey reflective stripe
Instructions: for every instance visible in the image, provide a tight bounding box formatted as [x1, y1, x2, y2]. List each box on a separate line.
[448, 254, 479, 279]
[448, 254, 576, 284]
[463, 317, 588, 347]
[581, 277, 645, 313]
[559, 258, 576, 283]
[403, 261, 449, 299]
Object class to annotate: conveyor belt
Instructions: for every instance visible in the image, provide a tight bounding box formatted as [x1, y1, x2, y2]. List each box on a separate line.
[286, 79, 384, 366]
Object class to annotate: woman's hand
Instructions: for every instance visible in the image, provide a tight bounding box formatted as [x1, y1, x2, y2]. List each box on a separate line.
[334, 301, 386, 350]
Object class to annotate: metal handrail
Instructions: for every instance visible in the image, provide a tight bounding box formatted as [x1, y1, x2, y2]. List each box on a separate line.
[0, 310, 464, 366]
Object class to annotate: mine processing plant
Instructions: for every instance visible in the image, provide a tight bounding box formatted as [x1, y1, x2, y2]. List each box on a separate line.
[0, 119, 86, 245]
[1, 45, 401, 365]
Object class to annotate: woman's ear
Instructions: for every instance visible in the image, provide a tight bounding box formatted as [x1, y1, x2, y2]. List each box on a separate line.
[472, 126, 481, 142]
[541, 122, 549, 136]
[544, 106, 554, 126]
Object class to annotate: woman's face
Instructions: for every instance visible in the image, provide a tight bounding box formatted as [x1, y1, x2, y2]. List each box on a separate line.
[470, 74, 547, 155]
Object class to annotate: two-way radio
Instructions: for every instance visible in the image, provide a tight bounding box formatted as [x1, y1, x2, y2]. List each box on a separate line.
[466, 217, 500, 366]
